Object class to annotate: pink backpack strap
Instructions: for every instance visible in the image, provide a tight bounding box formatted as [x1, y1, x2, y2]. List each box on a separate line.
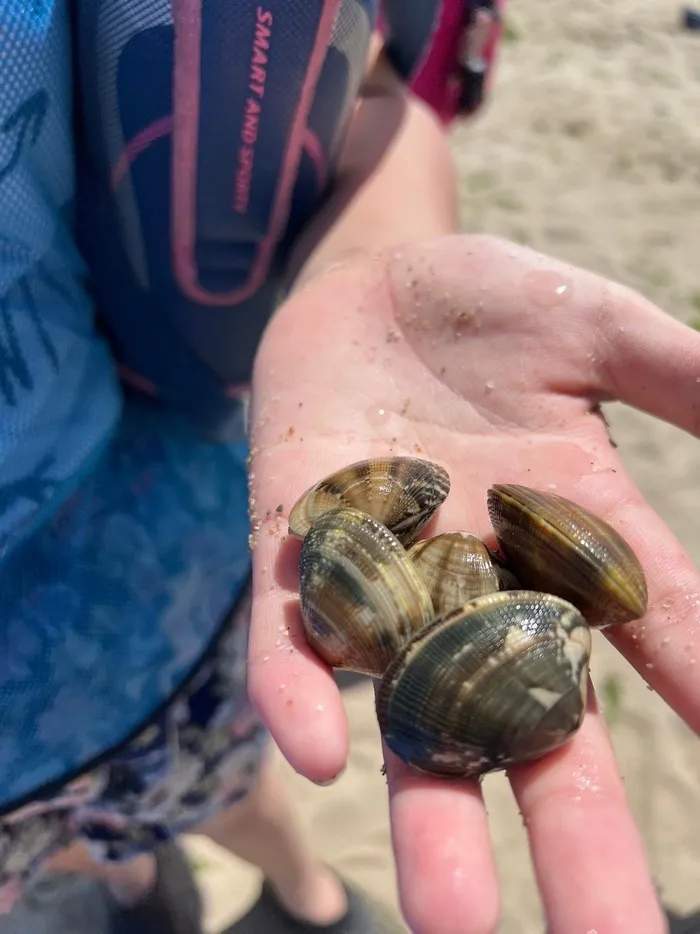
[379, 1, 505, 125]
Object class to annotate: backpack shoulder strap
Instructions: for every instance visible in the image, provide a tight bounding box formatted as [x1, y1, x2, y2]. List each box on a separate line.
[72, 0, 377, 435]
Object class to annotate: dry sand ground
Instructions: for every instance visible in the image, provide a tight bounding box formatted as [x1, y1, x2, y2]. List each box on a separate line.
[186, 2, 700, 930]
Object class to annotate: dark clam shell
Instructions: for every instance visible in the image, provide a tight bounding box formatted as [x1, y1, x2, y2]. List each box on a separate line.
[407, 531, 518, 615]
[487, 484, 648, 629]
[376, 591, 591, 779]
[289, 456, 450, 547]
[299, 506, 435, 678]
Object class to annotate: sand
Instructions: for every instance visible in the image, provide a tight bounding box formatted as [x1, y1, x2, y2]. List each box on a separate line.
[186, 2, 700, 930]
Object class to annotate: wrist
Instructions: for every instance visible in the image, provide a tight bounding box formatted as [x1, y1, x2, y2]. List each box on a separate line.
[287, 89, 458, 293]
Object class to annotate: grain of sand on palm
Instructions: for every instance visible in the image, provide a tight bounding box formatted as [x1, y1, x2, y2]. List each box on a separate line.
[186, 2, 700, 931]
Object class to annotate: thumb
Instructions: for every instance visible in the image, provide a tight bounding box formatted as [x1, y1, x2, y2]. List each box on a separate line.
[593, 281, 700, 436]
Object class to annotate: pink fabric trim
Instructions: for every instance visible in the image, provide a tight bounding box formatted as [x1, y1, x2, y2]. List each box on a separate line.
[408, 1, 464, 123]
[303, 127, 327, 184]
[118, 365, 159, 396]
[225, 382, 252, 399]
[111, 115, 174, 190]
[171, 0, 342, 307]
[401, 0, 507, 126]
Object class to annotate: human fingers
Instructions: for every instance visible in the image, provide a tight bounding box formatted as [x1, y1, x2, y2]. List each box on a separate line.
[384, 749, 500, 934]
[551, 463, 700, 734]
[247, 506, 349, 785]
[509, 685, 666, 934]
[592, 278, 700, 438]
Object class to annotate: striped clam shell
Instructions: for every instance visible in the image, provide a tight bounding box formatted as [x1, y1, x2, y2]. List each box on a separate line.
[289, 456, 450, 548]
[408, 531, 519, 616]
[375, 591, 591, 779]
[487, 485, 648, 629]
[298, 506, 435, 678]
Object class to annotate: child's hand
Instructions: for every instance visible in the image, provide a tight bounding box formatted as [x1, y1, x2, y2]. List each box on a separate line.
[247, 233, 698, 934]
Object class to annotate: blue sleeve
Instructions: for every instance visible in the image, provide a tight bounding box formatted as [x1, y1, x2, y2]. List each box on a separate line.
[0, 0, 121, 561]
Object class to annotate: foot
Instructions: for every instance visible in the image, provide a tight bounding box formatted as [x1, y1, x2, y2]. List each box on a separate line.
[104, 841, 203, 934]
[231, 871, 405, 933]
[269, 864, 349, 926]
[0, 843, 200, 934]
[0, 873, 111, 934]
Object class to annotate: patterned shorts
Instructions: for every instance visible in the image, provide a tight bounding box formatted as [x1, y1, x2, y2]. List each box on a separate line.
[0, 586, 268, 915]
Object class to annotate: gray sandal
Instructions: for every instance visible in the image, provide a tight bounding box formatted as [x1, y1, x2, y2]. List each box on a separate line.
[0, 842, 201, 934]
[105, 841, 203, 934]
[228, 873, 405, 934]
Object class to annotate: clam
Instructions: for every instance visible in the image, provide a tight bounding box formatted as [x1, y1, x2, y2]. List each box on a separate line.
[375, 591, 591, 779]
[487, 484, 648, 628]
[298, 506, 435, 677]
[289, 456, 450, 547]
[408, 531, 519, 615]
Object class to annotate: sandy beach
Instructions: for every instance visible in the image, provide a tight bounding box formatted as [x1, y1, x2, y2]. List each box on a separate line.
[187, 2, 700, 930]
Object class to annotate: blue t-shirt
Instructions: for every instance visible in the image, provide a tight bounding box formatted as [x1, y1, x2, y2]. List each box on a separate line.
[0, 0, 376, 810]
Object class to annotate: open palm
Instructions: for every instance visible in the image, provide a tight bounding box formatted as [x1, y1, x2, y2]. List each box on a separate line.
[247, 235, 700, 934]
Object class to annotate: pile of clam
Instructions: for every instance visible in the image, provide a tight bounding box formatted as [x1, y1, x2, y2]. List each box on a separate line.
[288, 457, 648, 780]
